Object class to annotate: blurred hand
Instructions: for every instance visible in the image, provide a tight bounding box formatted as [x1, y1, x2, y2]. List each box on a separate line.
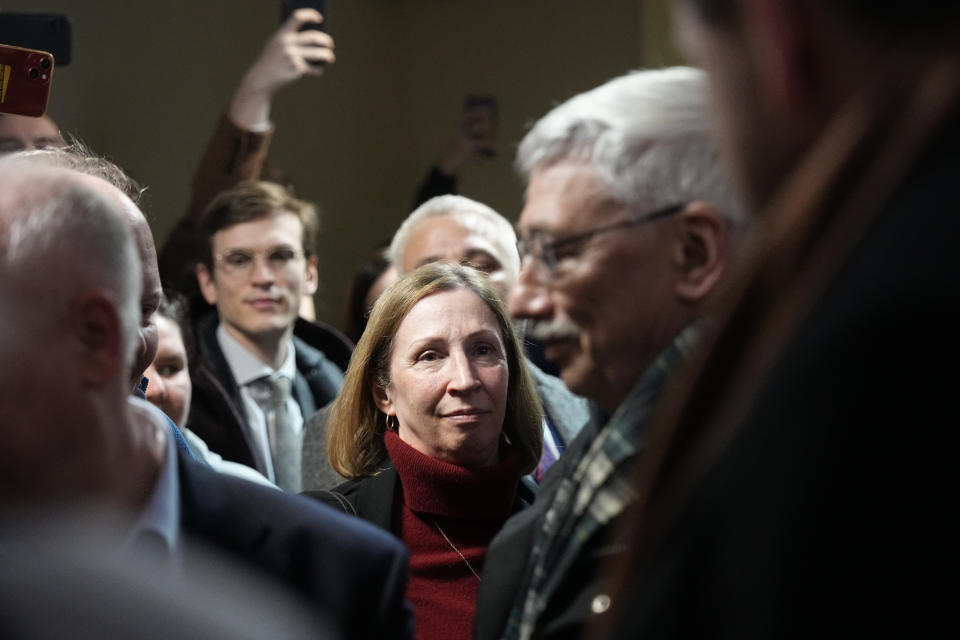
[228, 9, 336, 129]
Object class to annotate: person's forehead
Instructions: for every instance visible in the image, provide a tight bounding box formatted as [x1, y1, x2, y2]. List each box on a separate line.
[519, 162, 612, 233]
[404, 215, 503, 266]
[0, 114, 60, 141]
[212, 211, 304, 249]
[397, 288, 500, 342]
[155, 315, 186, 352]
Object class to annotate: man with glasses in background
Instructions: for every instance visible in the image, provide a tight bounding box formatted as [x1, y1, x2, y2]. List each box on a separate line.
[187, 181, 345, 491]
[474, 67, 745, 640]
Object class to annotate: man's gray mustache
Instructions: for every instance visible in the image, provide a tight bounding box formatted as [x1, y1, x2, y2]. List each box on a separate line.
[517, 318, 579, 343]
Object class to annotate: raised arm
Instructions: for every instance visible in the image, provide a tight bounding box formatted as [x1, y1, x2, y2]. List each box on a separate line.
[159, 8, 336, 294]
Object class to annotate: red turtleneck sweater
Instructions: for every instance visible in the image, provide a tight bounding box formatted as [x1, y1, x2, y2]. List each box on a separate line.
[384, 431, 522, 640]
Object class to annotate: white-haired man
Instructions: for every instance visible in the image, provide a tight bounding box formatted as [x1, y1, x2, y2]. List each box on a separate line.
[389, 194, 520, 300]
[474, 67, 744, 640]
[0, 160, 413, 640]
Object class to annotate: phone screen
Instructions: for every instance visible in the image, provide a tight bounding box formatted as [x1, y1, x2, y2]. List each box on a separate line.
[280, 0, 327, 32]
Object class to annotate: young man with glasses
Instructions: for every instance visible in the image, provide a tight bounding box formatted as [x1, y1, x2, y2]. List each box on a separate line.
[189, 181, 347, 491]
[474, 67, 745, 640]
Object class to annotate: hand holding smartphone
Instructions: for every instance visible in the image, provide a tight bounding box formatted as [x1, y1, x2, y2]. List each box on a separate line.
[279, 1, 329, 67]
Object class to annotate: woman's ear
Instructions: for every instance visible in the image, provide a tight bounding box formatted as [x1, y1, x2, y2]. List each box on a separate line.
[369, 379, 393, 415]
[672, 201, 729, 304]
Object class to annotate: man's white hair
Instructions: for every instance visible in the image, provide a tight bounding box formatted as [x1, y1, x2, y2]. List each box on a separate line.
[517, 66, 745, 225]
[0, 162, 142, 363]
[389, 194, 520, 283]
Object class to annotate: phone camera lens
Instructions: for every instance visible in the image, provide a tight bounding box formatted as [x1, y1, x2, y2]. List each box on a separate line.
[28, 68, 39, 80]
[41, 58, 51, 70]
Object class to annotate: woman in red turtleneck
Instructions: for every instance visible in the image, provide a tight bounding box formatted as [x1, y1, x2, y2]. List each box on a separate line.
[309, 264, 543, 640]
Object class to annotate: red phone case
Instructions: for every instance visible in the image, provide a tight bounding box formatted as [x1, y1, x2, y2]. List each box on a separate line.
[0, 44, 54, 117]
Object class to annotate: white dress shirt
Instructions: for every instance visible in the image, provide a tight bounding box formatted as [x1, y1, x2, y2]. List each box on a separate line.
[217, 325, 304, 483]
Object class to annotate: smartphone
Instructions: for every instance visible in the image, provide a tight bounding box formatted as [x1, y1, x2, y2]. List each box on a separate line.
[463, 94, 498, 158]
[280, 0, 327, 32]
[0, 13, 72, 66]
[0, 44, 54, 117]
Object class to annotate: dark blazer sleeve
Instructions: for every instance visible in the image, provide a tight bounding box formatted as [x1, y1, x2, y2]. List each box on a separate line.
[179, 453, 413, 640]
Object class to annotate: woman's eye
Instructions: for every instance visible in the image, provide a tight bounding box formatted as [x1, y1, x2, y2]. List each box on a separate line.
[473, 343, 500, 359]
[418, 351, 440, 362]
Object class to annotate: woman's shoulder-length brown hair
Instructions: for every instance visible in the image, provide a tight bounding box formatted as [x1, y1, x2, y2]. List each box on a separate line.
[326, 262, 543, 477]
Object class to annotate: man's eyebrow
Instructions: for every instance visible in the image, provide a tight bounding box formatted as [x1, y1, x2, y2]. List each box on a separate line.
[221, 242, 298, 252]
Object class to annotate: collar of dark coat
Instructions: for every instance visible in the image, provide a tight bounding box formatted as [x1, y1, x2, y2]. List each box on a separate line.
[292, 317, 353, 372]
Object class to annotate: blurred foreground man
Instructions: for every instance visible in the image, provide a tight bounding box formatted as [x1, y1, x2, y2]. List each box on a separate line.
[474, 67, 743, 640]
[604, 1, 960, 637]
[0, 160, 412, 640]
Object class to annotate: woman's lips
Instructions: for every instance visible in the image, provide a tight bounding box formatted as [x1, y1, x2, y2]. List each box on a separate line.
[442, 408, 490, 420]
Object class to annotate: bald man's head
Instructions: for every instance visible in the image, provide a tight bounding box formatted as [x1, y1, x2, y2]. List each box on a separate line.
[0, 163, 142, 498]
[5, 146, 162, 389]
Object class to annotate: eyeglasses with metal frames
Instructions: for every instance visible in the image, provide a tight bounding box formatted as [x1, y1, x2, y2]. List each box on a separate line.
[213, 245, 305, 278]
[515, 202, 685, 280]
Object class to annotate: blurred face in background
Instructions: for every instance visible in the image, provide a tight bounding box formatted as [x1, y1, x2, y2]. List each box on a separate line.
[401, 216, 512, 299]
[0, 114, 63, 153]
[144, 315, 192, 428]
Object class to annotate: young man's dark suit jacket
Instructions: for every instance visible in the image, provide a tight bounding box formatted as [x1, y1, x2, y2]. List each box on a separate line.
[178, 448, 414, 640]
[187, 309, 350, 473]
